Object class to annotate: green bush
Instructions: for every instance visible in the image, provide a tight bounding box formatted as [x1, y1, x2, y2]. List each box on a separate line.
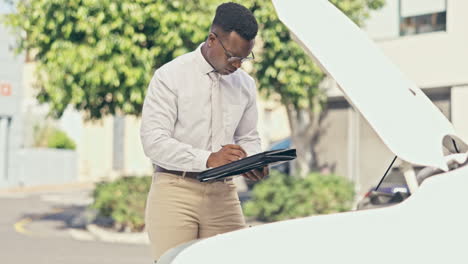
[47, 130, 76, 150]
[33, 124, 76, 150]
[243, 171, 355, 222]
[90, 176, 152, 232]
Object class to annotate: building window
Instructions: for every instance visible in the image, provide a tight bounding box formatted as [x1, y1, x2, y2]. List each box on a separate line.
[400, 12, 446, 36]
[399, 0, 447, 36]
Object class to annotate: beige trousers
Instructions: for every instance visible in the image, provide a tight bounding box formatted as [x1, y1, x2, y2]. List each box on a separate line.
[145, 172, 246, 260]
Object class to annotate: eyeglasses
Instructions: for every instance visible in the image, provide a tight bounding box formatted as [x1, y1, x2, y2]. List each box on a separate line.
[212, 32, 255, 63]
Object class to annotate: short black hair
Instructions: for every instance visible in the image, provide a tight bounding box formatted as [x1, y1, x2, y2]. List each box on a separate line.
[212, 2, 258, 41]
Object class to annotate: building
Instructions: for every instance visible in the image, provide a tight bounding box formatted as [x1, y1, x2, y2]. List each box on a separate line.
[0, 16, 24, 188]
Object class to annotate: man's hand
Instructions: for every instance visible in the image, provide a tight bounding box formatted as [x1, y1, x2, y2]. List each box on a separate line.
[206, 144, 247, 168]
[242, 166, 269, 181]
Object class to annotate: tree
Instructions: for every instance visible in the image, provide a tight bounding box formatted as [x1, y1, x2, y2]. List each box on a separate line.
[248, 0, 385, 177]
[3, 0, 384, 177]
[3, 0, 217, 119]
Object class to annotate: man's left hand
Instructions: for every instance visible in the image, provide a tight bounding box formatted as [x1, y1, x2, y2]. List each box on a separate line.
[242, 166, 269, 181]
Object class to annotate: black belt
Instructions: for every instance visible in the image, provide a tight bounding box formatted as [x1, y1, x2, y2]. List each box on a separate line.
[155, 166, 232, 182]
[155, 166, 199, 179]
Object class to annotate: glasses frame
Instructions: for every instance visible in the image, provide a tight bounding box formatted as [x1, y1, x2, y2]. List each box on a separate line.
[211, 31, 255, 63]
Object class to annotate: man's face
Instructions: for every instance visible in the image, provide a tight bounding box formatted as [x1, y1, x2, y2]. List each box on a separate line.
[207, 31, 255, 75]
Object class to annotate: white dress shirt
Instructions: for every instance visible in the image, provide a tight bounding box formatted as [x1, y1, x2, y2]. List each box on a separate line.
[140, 44, 262, 172]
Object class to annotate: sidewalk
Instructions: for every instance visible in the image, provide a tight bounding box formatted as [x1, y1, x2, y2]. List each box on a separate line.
[0, 181, 96, 195]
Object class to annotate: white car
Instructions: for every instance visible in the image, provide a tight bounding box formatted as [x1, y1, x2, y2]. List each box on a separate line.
[158, 0, 468, 263]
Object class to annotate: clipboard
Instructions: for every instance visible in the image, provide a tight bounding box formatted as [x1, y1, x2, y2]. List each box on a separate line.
[197, 149, 297, 182]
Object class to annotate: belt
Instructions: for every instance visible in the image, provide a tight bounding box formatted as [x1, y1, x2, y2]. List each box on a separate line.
[155, 166, 200, 179]
[155, 166, 232, 182]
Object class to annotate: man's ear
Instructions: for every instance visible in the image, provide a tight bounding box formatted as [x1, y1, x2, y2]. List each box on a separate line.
[207, 32, 216, 47]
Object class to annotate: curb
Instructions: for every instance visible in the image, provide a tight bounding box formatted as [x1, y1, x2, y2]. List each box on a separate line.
[69, 224, 150, 245]
[68, 221, 266, 245]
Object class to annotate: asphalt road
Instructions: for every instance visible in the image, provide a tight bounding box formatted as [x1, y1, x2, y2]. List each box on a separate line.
[0, 190, 153, 264]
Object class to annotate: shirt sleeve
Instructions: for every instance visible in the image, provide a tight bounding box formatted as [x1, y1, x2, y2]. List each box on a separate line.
[140, 70, 212, 171]
[234, 78, 262, 156]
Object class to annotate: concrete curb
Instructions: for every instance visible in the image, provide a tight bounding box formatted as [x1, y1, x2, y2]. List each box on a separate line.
[69, 224, 150, 245]
[69, 221, 266, 245]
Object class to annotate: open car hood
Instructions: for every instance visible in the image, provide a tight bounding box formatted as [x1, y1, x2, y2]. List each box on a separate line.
[272, 0, 466, 171]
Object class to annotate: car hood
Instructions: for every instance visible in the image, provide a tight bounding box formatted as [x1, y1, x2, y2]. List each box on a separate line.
[272, 0, 467, 170]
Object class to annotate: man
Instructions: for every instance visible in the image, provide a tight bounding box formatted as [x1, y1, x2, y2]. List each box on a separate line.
[140, 2, 268, 261]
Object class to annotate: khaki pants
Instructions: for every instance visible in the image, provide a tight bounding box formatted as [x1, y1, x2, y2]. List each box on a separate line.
[145, 172, 246, 260]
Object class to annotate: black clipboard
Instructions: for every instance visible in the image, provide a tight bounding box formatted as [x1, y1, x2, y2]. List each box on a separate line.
[197, 149, 296, 182]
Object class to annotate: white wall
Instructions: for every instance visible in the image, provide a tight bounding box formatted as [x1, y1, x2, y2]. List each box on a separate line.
[364, 0, 400, 40]
[257, 97, 291, 148]
[123, 116, 153, 176]
[365, 0, 468, 89]
[451, 86, 468, 144]
[0, 23, 24, 188]
[16, 148, 77, 186]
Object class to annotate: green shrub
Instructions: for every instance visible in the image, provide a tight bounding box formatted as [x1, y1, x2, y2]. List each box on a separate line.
[243, 171, 355, 222]
[47, 130, 76, 150]
[33, 123, 76, 150]
[90, 176, 152, 232]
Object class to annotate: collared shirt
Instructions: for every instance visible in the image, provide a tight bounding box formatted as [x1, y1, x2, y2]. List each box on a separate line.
[140, 44, 262, 172]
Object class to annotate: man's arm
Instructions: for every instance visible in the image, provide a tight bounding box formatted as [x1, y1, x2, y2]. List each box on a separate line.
[140, 70, 211, 171]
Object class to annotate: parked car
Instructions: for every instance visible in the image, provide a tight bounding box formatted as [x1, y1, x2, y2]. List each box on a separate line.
[356, 167, 410, 210]
[242, 137, 292, 191]
[268, 137, 292, 175]
[356, 184, 410, 210]
[356, 165, 445, 210]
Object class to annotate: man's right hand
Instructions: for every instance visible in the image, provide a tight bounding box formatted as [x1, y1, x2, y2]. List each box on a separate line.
[206, 144, 247, 168]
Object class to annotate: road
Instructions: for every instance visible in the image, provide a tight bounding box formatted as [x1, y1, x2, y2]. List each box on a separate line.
[0, 189, 153, 264]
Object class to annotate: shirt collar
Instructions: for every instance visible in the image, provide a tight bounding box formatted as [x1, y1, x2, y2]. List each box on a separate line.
[195, 43, 217, 75]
